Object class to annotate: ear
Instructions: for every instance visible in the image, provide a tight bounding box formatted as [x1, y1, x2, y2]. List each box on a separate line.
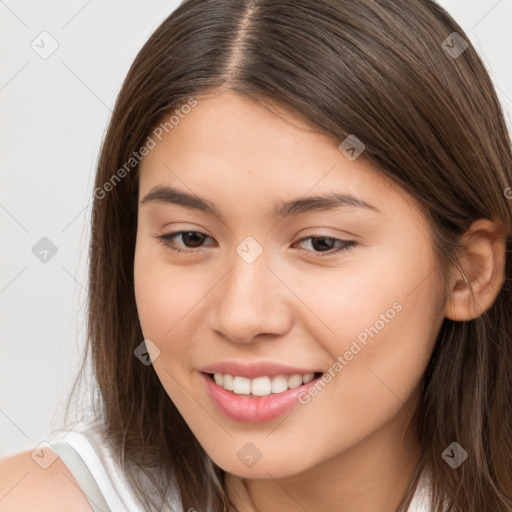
[445, 217, 507, 321]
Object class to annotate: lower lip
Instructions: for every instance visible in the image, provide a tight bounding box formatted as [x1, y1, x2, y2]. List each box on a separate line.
[200, 371, 322, 424]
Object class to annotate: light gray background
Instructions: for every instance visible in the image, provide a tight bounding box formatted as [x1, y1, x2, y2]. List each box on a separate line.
[1, 0, 511, 458]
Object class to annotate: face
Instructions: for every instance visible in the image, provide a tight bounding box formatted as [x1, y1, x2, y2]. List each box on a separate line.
[134, 90, 445, 479]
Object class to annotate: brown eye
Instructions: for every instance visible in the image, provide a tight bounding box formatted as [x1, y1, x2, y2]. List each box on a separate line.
[294, 236, 356, 256]
[158, 231, 214, 252]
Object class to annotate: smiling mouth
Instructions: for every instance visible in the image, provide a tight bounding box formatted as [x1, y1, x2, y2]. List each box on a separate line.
[203, 371, 324, 397]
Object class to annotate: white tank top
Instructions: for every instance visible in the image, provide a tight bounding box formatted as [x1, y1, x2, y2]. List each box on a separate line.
[47, 419, 168, 512]
[47, 419, 433, 512]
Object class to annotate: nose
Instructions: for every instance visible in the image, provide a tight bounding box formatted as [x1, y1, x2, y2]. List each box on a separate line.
[209, 248, 292, 344]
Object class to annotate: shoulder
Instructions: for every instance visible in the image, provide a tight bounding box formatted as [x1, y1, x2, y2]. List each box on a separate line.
[0, 447, 93, 512]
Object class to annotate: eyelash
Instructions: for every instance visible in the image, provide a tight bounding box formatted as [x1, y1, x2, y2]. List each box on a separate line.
[156, 231, 356, 257]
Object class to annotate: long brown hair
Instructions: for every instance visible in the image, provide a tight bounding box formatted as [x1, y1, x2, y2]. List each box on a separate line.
[61, 0, 512, 510]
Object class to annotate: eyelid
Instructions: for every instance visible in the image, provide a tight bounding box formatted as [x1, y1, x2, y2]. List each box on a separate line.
[156, 230, 215, 252]
[156, 230, 357, 257]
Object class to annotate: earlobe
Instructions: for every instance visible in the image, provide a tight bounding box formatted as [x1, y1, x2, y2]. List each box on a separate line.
[444, 218, 507, 322]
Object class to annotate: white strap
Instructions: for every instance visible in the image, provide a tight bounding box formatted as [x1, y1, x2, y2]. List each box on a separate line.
[48, 431, 131, 511]
[50, 441, 111, 512]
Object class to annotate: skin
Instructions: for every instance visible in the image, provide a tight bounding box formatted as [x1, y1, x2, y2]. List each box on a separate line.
[134, 90, 505, 512]
[0, 448, 93, 511]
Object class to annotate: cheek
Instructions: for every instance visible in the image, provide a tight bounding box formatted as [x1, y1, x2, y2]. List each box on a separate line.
[290, 240, 440, 409]
[133, 244, 198, 397]
[278, 258, 441, 470]
[133, 241, 219, 377]
[134, 241, 194, 339]
[286, 254, 423, 341]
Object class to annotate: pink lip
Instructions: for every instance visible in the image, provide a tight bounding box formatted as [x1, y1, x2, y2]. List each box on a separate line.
[199, 371, 323, 423]
[197, 360, 322, 379]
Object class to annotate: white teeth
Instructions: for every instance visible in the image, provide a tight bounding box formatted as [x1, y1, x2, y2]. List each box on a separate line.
[212, 372, 319, 396]
[271, 375, 288, 393]
[223, 374, 234, 391]
[302, 373, 315, 383]
[287, 374, 303, 389]
[232, 376, 251, 395]
[251, 376, 272, 396]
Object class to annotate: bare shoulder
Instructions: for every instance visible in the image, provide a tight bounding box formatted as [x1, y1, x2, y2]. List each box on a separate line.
[0, 447, 93, 511]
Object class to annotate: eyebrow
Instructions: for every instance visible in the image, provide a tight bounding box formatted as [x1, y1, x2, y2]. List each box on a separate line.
[139, 184, 381, 220]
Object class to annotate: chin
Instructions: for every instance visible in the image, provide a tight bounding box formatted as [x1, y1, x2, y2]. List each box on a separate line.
[207, 448, 313, 479]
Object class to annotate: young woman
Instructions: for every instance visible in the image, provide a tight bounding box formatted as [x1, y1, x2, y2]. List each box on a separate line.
[1, 1, 511, 511]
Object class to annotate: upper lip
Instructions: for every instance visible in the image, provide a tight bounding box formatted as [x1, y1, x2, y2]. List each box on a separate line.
[198, 361, 323, 379]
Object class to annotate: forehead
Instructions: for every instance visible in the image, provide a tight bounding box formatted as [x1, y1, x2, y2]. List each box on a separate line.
[137, 91, 421, 222]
